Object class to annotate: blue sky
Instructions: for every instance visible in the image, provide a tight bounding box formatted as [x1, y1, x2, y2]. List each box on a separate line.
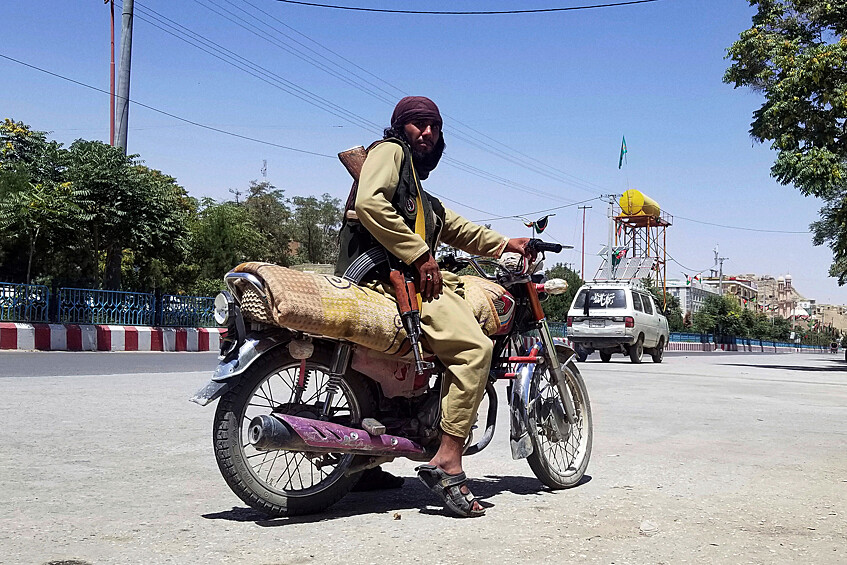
[3, 0, 845, 304]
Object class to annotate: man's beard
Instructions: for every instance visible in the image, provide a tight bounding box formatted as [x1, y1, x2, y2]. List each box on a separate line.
[410, 136, 444, 180]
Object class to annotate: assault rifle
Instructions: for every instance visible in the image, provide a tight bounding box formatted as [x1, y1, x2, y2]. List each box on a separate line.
[389, 269, 435, 378]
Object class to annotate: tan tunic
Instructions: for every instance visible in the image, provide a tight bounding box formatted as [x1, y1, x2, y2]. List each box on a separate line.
[354, 141, 509, 438]
[355, 142, 509, 265]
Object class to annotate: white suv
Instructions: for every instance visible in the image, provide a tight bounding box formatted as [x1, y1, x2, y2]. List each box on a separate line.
[566, 281, 669, 363]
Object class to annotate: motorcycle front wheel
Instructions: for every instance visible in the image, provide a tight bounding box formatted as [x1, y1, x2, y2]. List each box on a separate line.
[526, 347, 593, 489]
[213, 344, 373, 517]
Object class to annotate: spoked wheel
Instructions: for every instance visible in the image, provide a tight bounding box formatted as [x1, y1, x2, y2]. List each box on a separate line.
[526, 346, 593, 489]
[213, 345, 372, 517]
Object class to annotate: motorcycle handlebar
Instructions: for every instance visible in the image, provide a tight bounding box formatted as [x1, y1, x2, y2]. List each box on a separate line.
[528, 238, 564, 254]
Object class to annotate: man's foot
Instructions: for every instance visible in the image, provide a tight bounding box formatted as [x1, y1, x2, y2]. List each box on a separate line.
[415, 464, 485, 517]
[351, 466, 405, 492]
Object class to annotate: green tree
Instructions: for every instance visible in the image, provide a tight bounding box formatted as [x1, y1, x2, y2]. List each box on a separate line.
[65, 140, 141, 289]
[189, 198, 267, 288]
[643, 280, 685, 331]
[290, 194, 342, 264]
[118, 166, 194, 292]
[242, 180, 292, 266]
[725, 1, 847, 282]
[693, 294, 745, 335]
[0, 180, 89, 284]
[541, 263, 582, 322]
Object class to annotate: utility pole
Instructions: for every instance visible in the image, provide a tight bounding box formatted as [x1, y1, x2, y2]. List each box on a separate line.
[106, 0, 115, 146]
[714, 245, 728, 296]
[115, 0, 134, 153]
[578, 205, 591, 280]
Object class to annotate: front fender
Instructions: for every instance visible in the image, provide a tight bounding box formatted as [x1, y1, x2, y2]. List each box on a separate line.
[189, 334, 287, 406]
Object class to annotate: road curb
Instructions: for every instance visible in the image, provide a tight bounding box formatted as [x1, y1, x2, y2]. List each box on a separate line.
[0, 322, 226, 352]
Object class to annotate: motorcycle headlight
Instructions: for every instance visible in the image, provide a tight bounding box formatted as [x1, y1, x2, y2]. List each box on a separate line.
[214, 291, 234, 325]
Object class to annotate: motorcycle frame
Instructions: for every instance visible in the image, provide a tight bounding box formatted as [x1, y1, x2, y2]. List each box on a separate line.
[193, 261, 578, 462]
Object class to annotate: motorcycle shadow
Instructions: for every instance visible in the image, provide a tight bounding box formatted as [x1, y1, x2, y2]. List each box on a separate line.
[202, 473, 591, 525]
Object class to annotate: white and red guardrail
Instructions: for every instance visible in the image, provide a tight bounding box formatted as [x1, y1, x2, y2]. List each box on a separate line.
[0, 323, 226, 352]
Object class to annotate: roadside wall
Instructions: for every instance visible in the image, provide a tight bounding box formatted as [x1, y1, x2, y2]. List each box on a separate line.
[0, 323, 225, 352]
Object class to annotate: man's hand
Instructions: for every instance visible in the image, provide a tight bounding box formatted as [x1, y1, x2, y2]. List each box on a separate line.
[503, 237, 538, 263]
[413, 252, 443, 301]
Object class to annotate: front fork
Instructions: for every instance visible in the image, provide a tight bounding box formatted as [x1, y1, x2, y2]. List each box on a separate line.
[508, 283, 577, 460]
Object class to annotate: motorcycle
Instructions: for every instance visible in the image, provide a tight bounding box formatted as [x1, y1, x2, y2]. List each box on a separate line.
[191, 239, 592, 517]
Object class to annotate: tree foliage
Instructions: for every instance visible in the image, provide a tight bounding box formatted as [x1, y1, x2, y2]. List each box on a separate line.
[541, 263, 583, 322]
[0, 119, 343, 296]
[725, 1, 847, 282]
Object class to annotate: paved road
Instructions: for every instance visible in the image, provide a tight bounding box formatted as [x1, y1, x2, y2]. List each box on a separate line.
[1, 352, 846, 564]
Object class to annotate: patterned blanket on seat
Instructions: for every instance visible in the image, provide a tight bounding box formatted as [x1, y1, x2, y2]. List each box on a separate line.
[232, 262, 507, 355]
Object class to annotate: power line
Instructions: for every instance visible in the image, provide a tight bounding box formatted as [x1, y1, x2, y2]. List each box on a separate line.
[666, 253, 710, 275]
[672, 213, 810, 234]
[187, 0, 612, 195]
[218, 0, 606, 195]
[274, 0, 663, 15]
[0, 53, 335, 159]
[124, 2, 585, 202]
[471, 196, 603, 222]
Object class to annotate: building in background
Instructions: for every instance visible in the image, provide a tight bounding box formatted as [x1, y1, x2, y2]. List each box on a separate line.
[666, 279, 719, 316]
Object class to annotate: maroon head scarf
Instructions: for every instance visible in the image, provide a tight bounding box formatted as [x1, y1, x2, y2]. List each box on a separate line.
[388, 96, 444, 179]
[390, 96, 442, 129]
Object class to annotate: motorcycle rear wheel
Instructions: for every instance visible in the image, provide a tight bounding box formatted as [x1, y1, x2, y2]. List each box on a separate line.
[213, 345, 373, 517]
[526, 347, 592, 489]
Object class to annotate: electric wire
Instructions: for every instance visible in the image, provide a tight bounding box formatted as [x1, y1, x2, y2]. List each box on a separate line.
[671, 213, 810, 234]
[189, 0, 611, 195]
[130, 2, 383, 132]
[126, 1, 584, 202]
[666, 253, 711, 275]
[0, 53, 335, 159]
[471, 196, 603, 222]
[273, 0, 663, 15]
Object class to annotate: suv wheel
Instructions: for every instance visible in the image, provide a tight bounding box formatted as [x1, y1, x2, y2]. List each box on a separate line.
[599, 351, 612, 363]
[651, 338, 664, 363]
[629, 335, 644, 364]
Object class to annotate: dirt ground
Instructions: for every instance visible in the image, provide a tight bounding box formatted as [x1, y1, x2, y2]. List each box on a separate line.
[1, 351, 845, 565]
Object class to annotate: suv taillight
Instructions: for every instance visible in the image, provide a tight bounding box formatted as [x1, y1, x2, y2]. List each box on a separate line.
[567, 316, 573, 327]
[624, 316, 634, 328]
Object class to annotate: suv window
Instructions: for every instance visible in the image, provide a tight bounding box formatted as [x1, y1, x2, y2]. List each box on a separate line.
[632, 293, 643, 312]
[573, 289, 627, 310]
[640, 293, 654, 315]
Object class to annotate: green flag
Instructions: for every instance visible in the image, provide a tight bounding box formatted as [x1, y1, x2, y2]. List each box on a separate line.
[618, 136, 627, 169]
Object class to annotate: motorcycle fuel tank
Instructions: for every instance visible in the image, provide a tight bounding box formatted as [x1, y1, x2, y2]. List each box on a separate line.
[492, 291, 516, 335]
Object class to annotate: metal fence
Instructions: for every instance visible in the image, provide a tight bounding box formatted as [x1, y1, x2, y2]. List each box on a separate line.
[548, 321, 567, 337]
[0, 282, 50, 323]
[160, 294, 216, 328]
[57, 288, 157, 326]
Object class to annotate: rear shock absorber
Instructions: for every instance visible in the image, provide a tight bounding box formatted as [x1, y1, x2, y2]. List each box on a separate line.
[321, 342, 352, 418]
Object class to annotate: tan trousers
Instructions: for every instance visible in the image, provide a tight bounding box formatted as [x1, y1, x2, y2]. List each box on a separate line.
[368, 273, 493, 439]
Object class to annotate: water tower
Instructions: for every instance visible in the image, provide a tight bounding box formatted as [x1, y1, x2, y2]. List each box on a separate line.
[595, 189, 673, 303]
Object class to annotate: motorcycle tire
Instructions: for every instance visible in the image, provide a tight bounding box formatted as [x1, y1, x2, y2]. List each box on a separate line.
[213, 344, 374, 517]
[526, 346, 593, 489]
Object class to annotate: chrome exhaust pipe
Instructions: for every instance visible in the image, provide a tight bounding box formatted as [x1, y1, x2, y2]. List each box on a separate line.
[248, 415, 309, 451]
[248, 414, 427, 459]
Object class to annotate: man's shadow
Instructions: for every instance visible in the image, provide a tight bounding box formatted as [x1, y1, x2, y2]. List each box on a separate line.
[202, 473, 591, 525]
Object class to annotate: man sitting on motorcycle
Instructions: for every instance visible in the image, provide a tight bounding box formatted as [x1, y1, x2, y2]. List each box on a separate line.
[335, 96, 534, 517]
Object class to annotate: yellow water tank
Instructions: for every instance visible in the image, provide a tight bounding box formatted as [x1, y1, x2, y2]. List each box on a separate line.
[619, 189, 660, 217]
